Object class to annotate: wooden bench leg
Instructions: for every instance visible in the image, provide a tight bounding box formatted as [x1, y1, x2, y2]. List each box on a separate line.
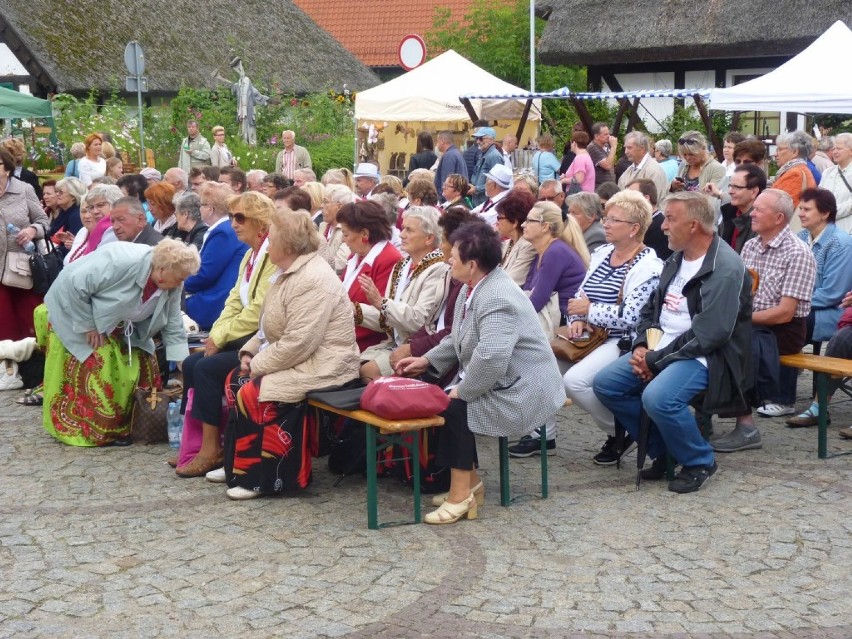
[365, 424, 379, 530]
[499, 436, 510, 506]
[539, 428, 549, 499]
[816, 372, 829, 459]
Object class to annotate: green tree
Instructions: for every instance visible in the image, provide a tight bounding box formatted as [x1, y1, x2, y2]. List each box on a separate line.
[427, 0, 609, 143]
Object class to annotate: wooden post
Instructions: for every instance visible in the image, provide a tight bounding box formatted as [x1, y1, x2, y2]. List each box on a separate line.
[625, 98, 642, 133]
[694, 95, 723, 161]
[612, 98, 629, 136]
[515, 99, 533, 143]
[459, 98, 480, 125]
[570, 98, 594, 134]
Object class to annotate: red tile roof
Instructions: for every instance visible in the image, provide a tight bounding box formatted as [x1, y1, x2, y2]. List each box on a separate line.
[292, 0, 476, 68]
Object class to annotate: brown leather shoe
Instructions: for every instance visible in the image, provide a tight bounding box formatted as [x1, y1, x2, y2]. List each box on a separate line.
[176, 452, 225, 478]
[785, 414, 819, 428]
[839, 427, 852, 440]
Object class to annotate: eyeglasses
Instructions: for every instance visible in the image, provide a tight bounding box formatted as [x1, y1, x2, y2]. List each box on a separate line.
[495, 215, 507, 221]
[601, 217, 634, 226]
[525, 217, 546, 224]
[678, 137, 700, 146]
[84, 201, 111, 212]
[728, 183, 750, 191]
[228, 212, 248, 224]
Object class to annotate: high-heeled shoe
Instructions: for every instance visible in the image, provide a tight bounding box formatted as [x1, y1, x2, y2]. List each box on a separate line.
[431, 481, 485, 507]
[424, 493, 477, 525]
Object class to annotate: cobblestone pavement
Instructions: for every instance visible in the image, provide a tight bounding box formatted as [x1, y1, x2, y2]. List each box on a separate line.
[0, 379, 850, 639]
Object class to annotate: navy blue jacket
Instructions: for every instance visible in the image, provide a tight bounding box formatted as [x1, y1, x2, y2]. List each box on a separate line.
[184, 222, 248, 330]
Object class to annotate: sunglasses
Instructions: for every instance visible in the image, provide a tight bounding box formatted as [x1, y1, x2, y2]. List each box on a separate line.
[228, 212, 248, 224]
[678, 137, 700, 146]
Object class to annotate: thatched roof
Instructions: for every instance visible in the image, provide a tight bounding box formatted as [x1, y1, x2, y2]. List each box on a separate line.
[0, 0, 380, 95]
[539, 1, 852, 66]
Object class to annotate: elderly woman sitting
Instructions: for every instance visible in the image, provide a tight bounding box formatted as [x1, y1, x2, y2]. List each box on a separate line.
[561, 190, 662, 465]
[174, 192, 208, 251]
[495, 189, 537, 285]
[566, 192, 606, 253]
[670, 131, 725, 194]
[52, 177, 87, 244]
[819, 132, 852, 233]
[63, 184, 124, 263]
[773, 131, 817, 228]
[319, 183, 356, 274]
[183, 182, 249, 331]
[145, 182, 180, 237]
[396, 221, 566, 524]
[357, 206, 448, 381]
[214, 209, 360, 500]
[40, 239, 199, 446]
[176, 191, 275, 477]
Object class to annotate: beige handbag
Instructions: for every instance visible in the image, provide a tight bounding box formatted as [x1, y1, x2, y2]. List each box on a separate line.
[2, 252, 33, 289]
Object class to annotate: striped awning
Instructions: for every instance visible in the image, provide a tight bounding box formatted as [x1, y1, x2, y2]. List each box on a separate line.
[460, 88, 711, 101]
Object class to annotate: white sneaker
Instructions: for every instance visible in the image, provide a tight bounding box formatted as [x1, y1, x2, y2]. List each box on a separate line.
[756, 403, 796, 417]
[226, 486, 261, 500]
[205, 467, 226, 483]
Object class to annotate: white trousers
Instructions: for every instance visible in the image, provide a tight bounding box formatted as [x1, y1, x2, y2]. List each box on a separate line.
[553, 338, 623, 438]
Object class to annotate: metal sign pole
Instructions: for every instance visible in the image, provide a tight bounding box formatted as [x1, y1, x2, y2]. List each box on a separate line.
[136, 71, 145, 167]
[124, 41, 147, 167]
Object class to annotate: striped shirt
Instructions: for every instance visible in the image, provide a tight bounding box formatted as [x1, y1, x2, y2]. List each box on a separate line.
[582, 256, 630, 338]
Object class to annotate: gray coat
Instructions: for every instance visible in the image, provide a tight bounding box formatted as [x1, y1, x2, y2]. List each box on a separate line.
[45, 243, 188, 364]
[425, 267, 565, 438]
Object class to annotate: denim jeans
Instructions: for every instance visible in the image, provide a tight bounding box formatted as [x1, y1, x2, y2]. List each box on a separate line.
[593, 353, 715, 467]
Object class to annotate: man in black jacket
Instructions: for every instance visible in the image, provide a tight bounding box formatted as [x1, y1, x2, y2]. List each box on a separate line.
[594, 192, 752, 493]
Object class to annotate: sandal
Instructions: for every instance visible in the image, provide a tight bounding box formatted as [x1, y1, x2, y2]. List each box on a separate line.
[15, 390, 43, 406]
[176, 452, 225, 478]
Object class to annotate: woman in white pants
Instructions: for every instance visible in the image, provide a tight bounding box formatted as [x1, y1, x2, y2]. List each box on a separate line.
[562, 190, 663, 465]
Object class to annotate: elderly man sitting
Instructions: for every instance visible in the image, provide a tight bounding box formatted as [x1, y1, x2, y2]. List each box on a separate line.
[594, 192, 752, 493]
[468, 126, 504, 207]
[617, 132, 670, 203]
[354, 163, 381, 199]
[711, 189, 816, 451]
[471, 164, 512, 225]
[356, 207, 448, 381]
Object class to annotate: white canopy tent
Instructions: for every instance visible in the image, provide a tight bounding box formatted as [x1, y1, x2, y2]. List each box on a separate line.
[355, 50, 541, 122]
[708, 21, 852, 114]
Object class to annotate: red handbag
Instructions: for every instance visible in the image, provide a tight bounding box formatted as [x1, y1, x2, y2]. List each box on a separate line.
[360, 376, 450, 420]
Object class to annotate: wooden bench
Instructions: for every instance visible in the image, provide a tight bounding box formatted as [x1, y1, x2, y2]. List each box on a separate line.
[308, 397, 573, 528]
[308, 399, 444, 529]
[779, 353, 852, 459]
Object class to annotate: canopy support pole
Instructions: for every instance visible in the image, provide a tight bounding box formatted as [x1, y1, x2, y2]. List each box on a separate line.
[570, 98, 593, 135]
[612, 98, 629, 136]
[515, 99, 533, 145]
[625, 98, 642, 133]
[460, 98, 480, 124]
[694, 95, 723, 161]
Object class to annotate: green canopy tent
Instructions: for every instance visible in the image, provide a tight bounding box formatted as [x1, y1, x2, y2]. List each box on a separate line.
[0, 86, 53, 119]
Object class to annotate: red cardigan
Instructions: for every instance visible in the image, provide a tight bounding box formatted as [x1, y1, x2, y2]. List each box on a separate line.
[344, 242, 402, 351]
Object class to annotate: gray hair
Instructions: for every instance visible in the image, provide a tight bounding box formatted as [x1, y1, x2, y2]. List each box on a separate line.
[87, 184, 124, 205]
[69, 142, 85, 159]
[164, 167, 188, 189]
[90, 176, 116, 186]
[56, 177, 87, 205]
[655, 139, 673, 158]
[665, 191, 716, 233]
[294, 168, 317, 182]
[763, 188, 795, 223]
[175, 192, 202, 222]
[540, 178, 563, 195]
[112, 196, 146, 218]
[816, 136, 834, 153]
[437, 130, 454, 144]
[325, 183, 355, 205]
[776, 131, 812, 160]
[566, 191, 602, 221]
[624, 131, 650, 151]
[833, 132, 852, 151]
[402, 206, 441, 249]
[247, 169, 268, 182]
[368, 192, 399, 225]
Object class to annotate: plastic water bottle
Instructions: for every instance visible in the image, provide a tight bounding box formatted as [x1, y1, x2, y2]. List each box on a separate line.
[6, 223, 36, 254]
[167, 401, 182, 449]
